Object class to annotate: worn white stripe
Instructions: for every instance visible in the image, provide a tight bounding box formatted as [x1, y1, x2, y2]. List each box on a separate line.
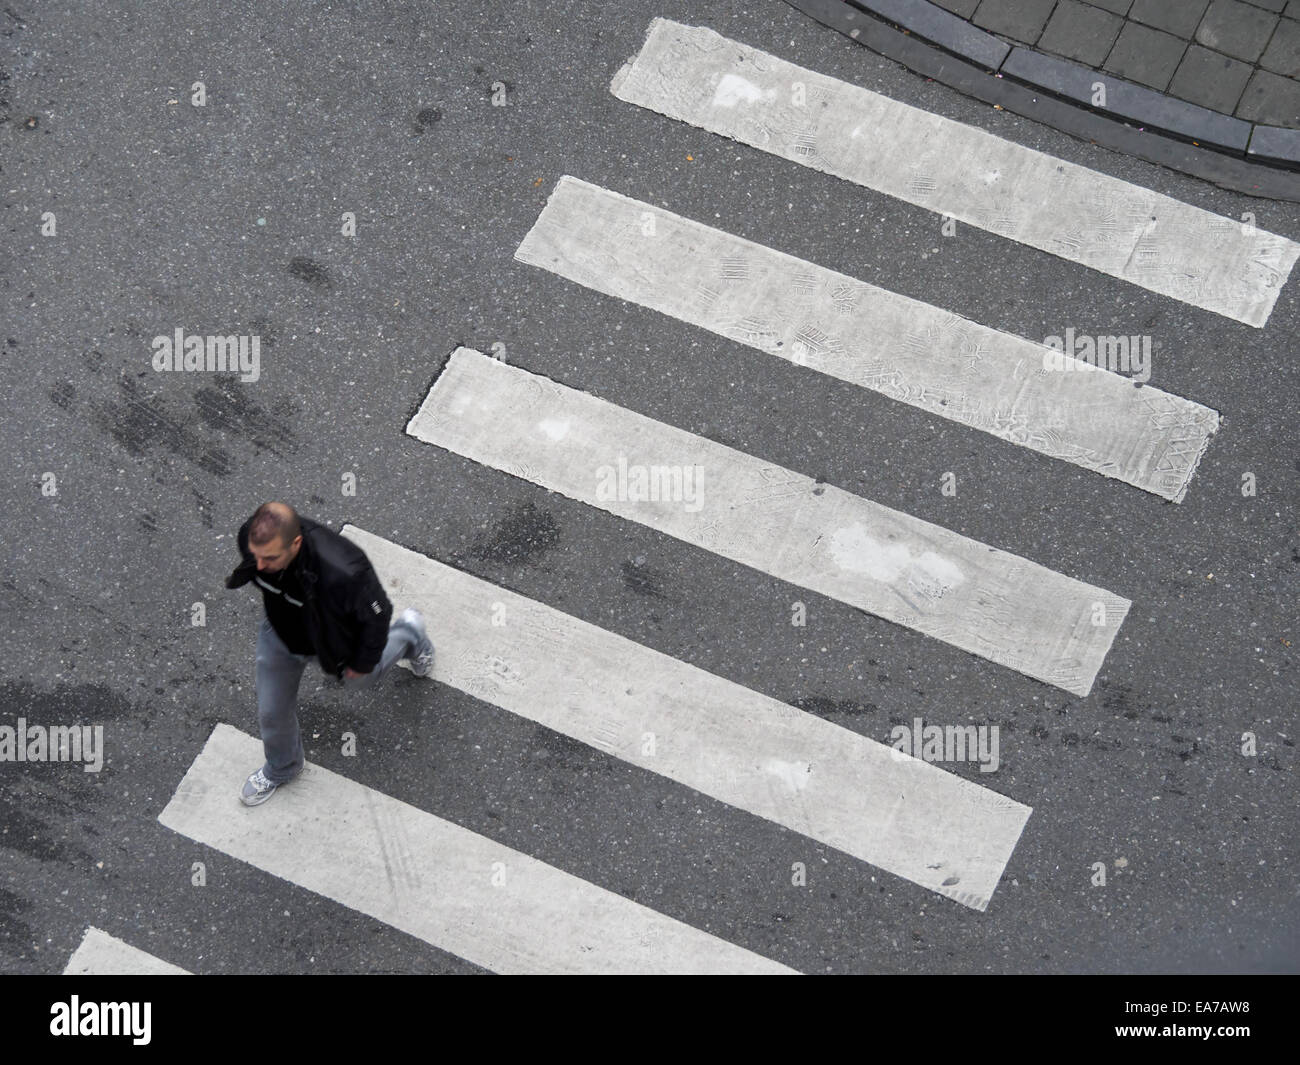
[610, 18, 1299, 327]
[517, 176, 1220, 502]
[159, 724, 793, 974]
[63, 927, 191, 975]
[408, 348, 1130, 695]
[343, 525, 1032, 912]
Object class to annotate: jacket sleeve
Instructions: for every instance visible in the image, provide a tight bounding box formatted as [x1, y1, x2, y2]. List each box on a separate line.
[348, 563, 393, 673]
[225, 520, 257, 589]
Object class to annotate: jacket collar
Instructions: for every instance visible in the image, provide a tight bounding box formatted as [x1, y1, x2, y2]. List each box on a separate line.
[294, 524, 318, 588]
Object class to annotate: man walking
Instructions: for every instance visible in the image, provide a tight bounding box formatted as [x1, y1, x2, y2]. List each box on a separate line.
[225, 501, 434, 806]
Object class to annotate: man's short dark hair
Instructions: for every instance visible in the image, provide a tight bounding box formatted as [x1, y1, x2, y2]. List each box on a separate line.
[248, 502, 302, 548]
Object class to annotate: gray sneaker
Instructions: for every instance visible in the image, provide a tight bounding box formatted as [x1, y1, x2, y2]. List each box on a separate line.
[398, 608, 435, 678]
[239, 768, 281, 807]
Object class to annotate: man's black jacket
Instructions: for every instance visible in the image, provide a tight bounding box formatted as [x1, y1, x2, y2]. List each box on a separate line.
[225, 516, 392, 677]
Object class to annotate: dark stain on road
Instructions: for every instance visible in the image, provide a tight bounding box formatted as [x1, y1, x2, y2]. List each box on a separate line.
[48, 381, 74, 410]
[472, 500, 560, 565]
[247, 315, 278, 349]
[0, 687, 123, 874]
[0, 678, 137, 722]
[288, 256, 331, 288]
[0, 802, 91, 864]
[193, 377, 297, 456]
[620, 559, 671, 600]
[191, 486, 214, 528]
[524, 727, 602, 788]
[89, 377, 233, 477]
[796, 696, 878, 717]
[414, 106, 442, 132]
[0, 887, 33, 948]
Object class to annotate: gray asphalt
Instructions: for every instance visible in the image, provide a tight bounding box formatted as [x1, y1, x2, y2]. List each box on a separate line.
[0, 0, 1296, 975]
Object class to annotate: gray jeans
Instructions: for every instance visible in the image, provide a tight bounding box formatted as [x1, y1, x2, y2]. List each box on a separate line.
[254, 615, 423, 784]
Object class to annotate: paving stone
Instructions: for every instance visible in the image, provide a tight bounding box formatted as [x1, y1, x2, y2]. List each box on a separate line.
[1248, 123, 1300, 163]
[1004, 46, 1251, 147]
[930, 0, 980, 17]
[1243, 0, 1286, 13]
[841, 4, 1298, 190]
[1085, 0, 1134, 14]
[1196, 0, 1278, 62]
[1038, 0, 1124, 65]
[1103, 21, 1188, 89]
[1236, 67, 1300, 125]
[864, 0, 1011, 67]
[1129, 0, 1210, 38]
[1168, 44, 1254, 113]
[971, 0, 1056, 43]
[1288, 0, 1300, 19]
[1260, 16, 1300, 76]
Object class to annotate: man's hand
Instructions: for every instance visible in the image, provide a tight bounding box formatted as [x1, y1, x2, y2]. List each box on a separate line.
[343, 667, 370, 679]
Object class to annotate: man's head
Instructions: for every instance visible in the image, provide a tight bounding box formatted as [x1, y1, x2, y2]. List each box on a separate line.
[248, 502, 303, 573]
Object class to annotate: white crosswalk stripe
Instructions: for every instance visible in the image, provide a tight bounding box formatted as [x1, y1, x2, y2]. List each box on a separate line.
[516, 175, 1221, 503]
[63, 927, 191, 975]
[611, 18, 1299, 328]
[343, 524, 1032, 912]
[407, 347, 1129, 696]
[158, 724, 796, 974]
